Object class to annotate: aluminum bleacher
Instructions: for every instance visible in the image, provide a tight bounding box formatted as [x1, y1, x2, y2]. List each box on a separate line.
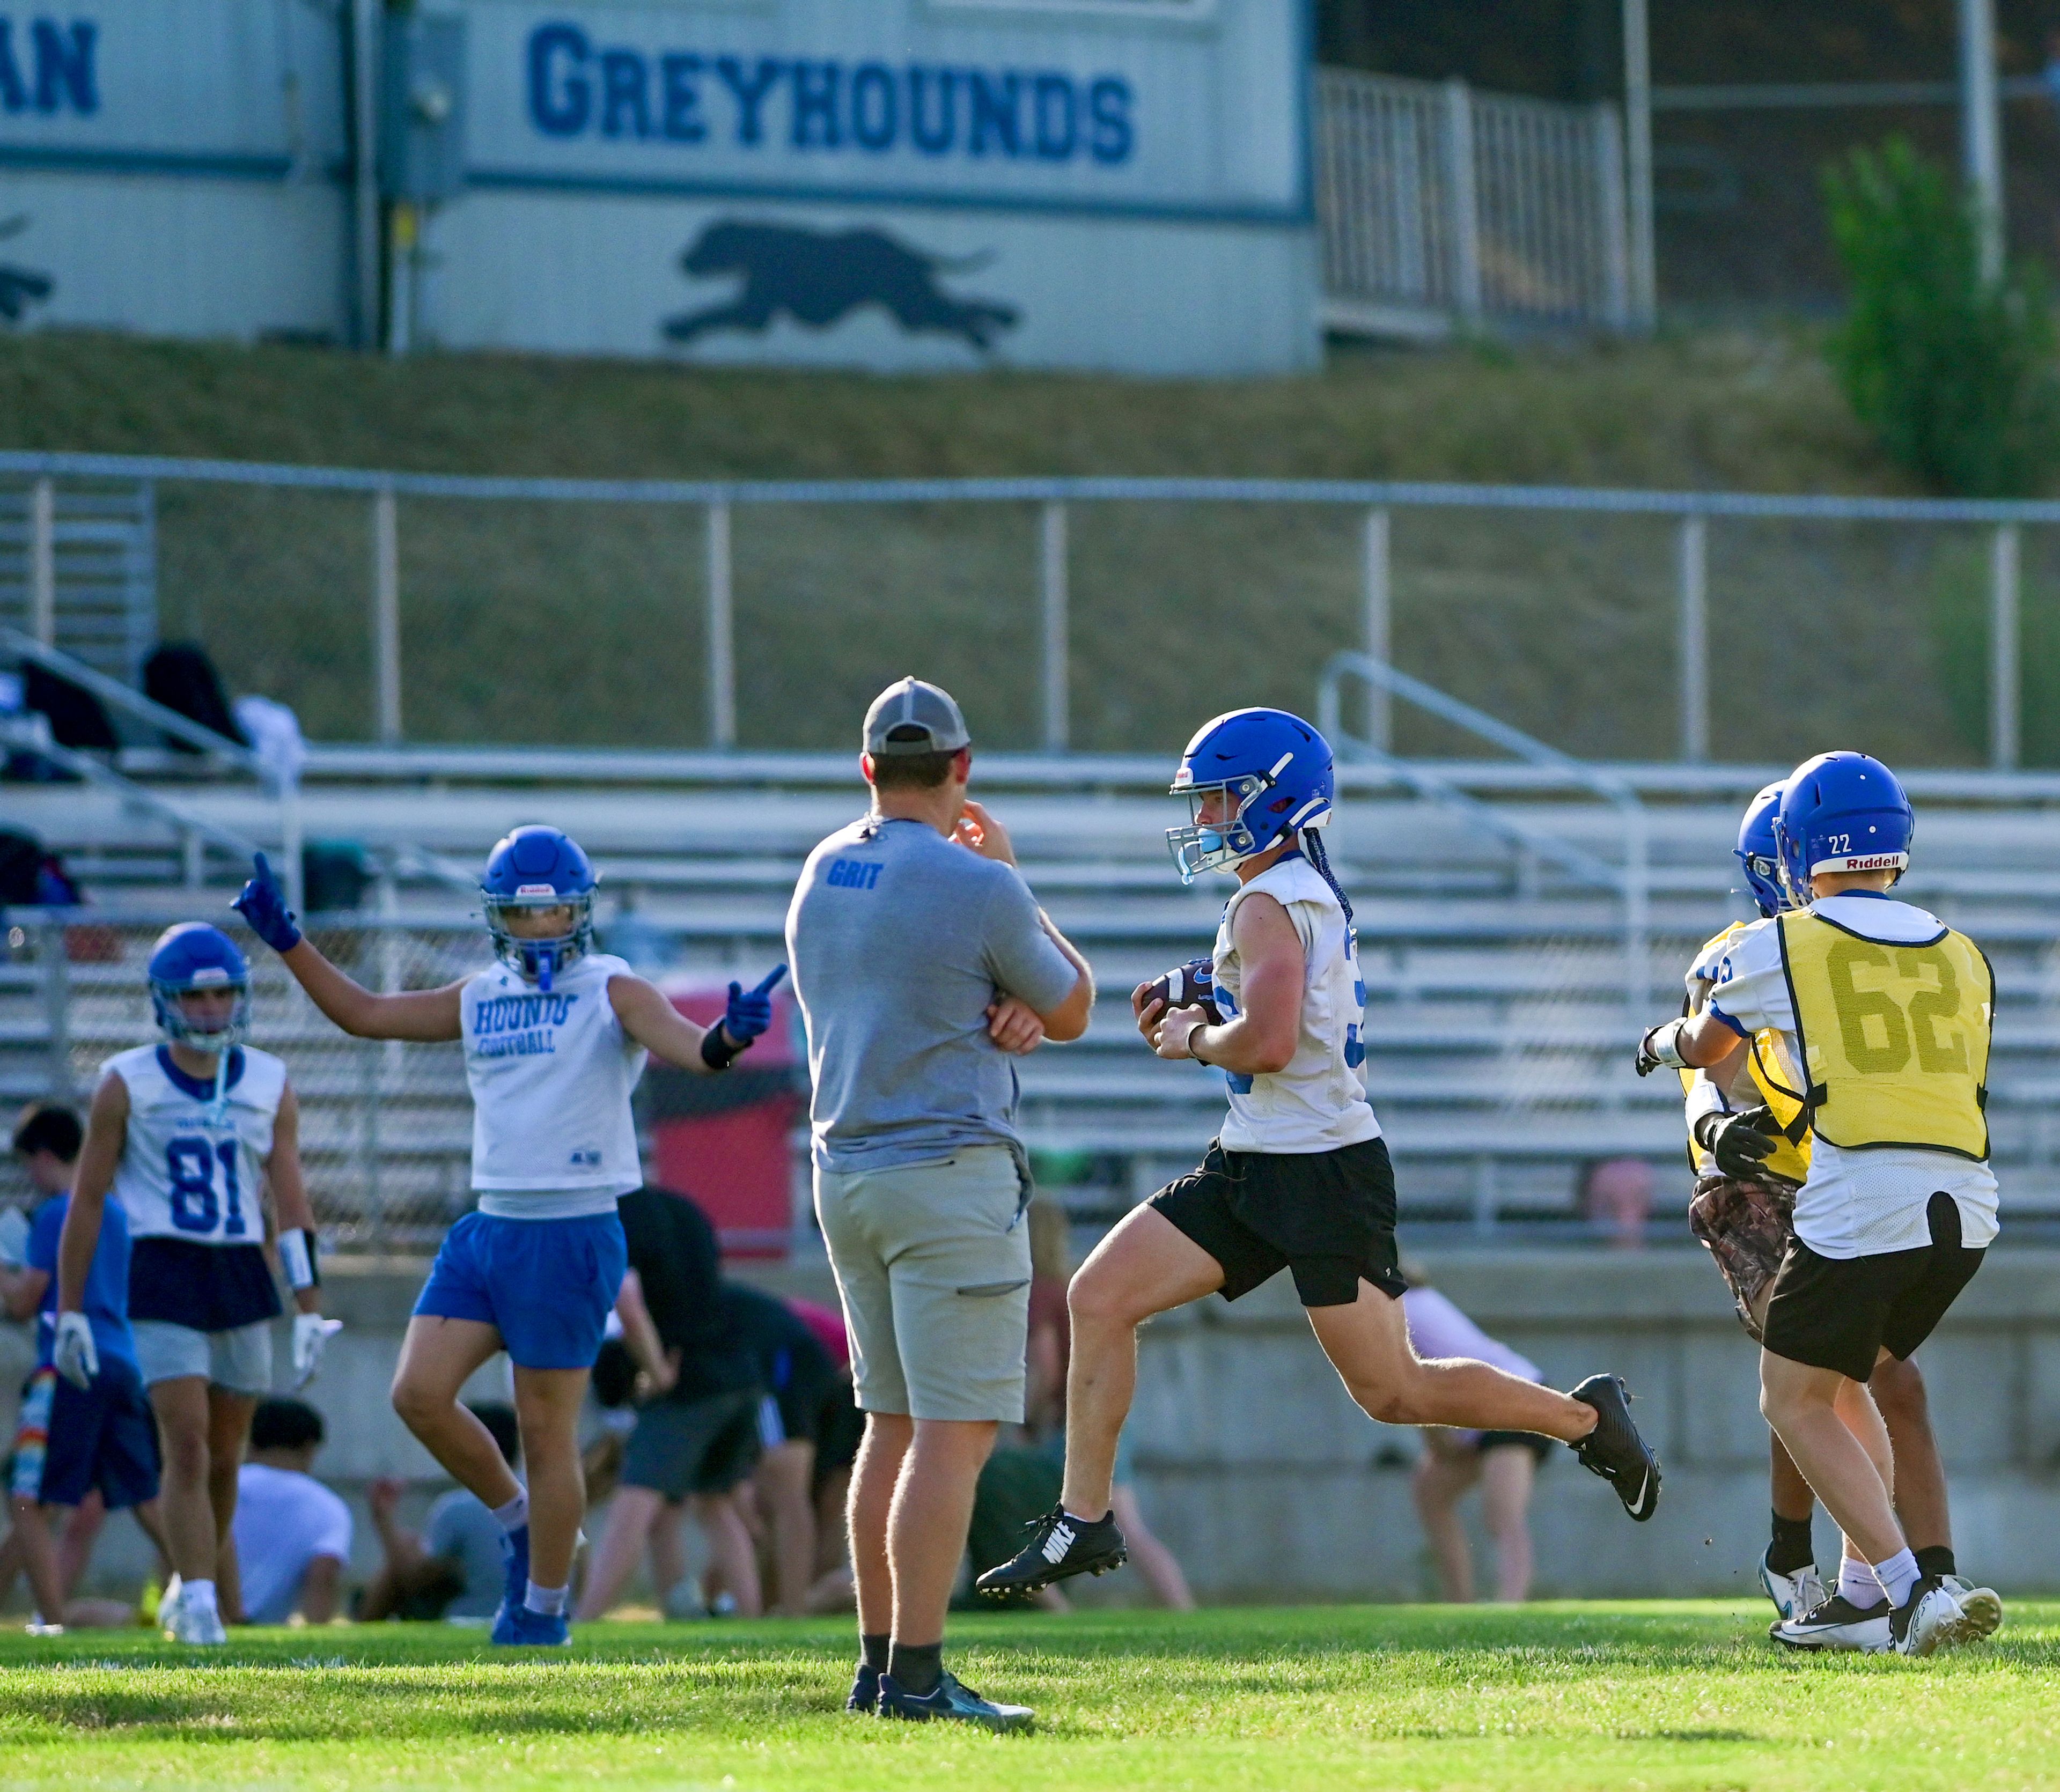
[9, 729, 2060, 1250]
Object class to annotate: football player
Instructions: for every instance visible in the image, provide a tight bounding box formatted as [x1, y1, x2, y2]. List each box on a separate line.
[1681, 784, 1971, 1627]
[977, 708, 1663, 1601]
[55, 925, 337, 1645]
[234, 827, 783, 1646]
[1640, 752, 2003, 1656]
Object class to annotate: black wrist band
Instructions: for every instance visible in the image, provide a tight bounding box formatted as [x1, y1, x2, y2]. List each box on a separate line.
[1189, 1029, 1211, 1067]
[701, 1026, 747, 1071]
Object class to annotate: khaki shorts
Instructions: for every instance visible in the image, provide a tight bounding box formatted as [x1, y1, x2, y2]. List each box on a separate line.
[814, 1146, 1031, 1424]
[129, 1318, 274, 1395]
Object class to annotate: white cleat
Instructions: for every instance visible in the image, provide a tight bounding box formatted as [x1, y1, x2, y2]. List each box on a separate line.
[25, 1615, 64, 1637]
[161, 1585, 228, 1647]
[1759, 1550, 1826, 1623]
[1939, 1578, 2003, 1646]
[1891, 1576, 1967, 1658]
[1770, 1592, 1891, 1653]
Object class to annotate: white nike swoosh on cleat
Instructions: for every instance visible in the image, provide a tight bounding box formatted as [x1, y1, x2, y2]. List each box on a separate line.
[1041, 1523, 1075, 1565]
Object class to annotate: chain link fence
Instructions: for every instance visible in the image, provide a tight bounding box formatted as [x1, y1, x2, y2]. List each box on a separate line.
[2, 913, 488, 1254]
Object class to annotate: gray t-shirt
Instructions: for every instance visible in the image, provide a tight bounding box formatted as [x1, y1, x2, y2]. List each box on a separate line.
[786, 815, 1080, 1172]
[424, 1488, 505, 1618]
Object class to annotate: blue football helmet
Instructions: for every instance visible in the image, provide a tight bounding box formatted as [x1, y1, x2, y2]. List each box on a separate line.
[481, 824, 597, 992]
[1167, 708, 1335, 884]
[148, 922, 251, 1054]
[1734, 780, 1794, 918]
[1774, 751, 1912, 900]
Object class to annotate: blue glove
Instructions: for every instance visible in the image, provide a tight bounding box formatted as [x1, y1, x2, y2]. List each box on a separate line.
[232, 852, 302, 953]
[723, 964, 787, 1044]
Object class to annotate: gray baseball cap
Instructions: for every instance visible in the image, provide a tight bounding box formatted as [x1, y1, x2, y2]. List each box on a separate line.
[863, 676, 972, 755]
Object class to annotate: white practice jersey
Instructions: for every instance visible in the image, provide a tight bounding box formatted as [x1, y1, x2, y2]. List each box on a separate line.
[1211, 854, 1380, 1155]
[460, 951, 646, 1216]
[106, 1044, 286, 1245]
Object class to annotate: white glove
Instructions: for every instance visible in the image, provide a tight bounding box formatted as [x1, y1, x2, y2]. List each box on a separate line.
[0, 1206, 28, 1269]
[53, 1311, 98, 1390]
[292, 1313, 343, 1390]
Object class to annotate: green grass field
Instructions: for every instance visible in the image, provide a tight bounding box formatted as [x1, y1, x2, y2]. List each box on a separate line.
[1, 1603, 2055, 1791]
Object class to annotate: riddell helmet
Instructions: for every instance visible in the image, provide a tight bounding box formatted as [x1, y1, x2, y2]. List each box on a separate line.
[1734, 780, 1793, 919]
[148, 923, 251, 1054]
[1774, 751, 1913, 901]
[1167, 708, 1335, 885]
[481, 825, 597, 992]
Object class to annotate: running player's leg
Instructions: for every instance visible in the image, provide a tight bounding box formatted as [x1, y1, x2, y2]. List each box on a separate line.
[1411, 1436, 1481, 1603]
[1307, 1282, 1595, 1440]
[1058, 1205, 1223, 1519]
[1479, 1442, 1537, 1602]
[390, 1316, 518, 1503]
[1760, 1354, 1902, 1565]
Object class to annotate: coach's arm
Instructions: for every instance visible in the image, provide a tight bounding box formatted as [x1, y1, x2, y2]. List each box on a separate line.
[957, 799, 1095, 1043]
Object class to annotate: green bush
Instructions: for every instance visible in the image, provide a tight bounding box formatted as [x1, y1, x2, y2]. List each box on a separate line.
[1823, 137, 2060, 497]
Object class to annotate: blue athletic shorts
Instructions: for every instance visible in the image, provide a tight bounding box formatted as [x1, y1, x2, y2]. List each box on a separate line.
[9, 1359, 161, 1511]
[414, 1210, 628, 1370]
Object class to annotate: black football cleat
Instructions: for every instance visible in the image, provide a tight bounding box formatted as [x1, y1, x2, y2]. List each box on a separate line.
[973, 1504, 1128, 1598]
[847, 1661, 880, 1714]
[876, 1669, 1033, 1733]
[1569, 1374, 1661, 1521]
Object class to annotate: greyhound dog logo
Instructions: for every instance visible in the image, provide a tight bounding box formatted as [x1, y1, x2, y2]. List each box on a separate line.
[0, 217, 53, 323]
[664, 221, 1019, 352]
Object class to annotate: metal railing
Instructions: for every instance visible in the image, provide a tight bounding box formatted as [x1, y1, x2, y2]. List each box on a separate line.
[0, 481, 157, 682]
[1314, 68, 1631, 335]
[1318, 650, 1649, 1017]
[0, 451, 2049, 771]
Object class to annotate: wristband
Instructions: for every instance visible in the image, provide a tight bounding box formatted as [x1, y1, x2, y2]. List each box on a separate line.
[1638, 1017, 1690, 1071]
[1188, 1027, 1212, 1068]
[280, 1227, 320, 1291]
[700, 1025, 747, 1072]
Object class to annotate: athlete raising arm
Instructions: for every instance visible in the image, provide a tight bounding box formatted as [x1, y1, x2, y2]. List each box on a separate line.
[234, 828, 783, 1646]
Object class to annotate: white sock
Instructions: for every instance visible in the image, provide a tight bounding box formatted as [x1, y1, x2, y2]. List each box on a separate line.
[492, 1491, 529, 1534]
[1061, 1508, 1104, 1526]
[184, 1579, 219, 1614]
[1837, 1557, 1882, 1606]
[1873, 1547, 1920, 1607]
[524, 1580, 569, 1617]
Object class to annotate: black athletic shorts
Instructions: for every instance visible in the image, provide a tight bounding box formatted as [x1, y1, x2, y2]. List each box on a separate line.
[620, 1388, 763, 1500]
[1476, 1429, 1556, 1464]
[1149, 1135, 1405, 1309]
[1761, 1191, 1985, 1383]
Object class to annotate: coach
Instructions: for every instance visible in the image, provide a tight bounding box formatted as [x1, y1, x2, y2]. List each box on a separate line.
[787, 676, 1093, 1730]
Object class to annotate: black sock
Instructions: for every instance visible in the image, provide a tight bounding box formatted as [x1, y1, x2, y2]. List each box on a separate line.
[1913, 1545, 1957, 1581]
[860, 1633, 890, 1673]
[1767, 1509, 1816, 1575]
[888, 1640, 944, 1697]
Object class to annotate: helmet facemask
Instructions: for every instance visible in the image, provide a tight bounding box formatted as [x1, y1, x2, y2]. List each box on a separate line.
[151, 970, 250, 1057]
[1167, 772, 1273, 883]
[484, 888, 596, 992]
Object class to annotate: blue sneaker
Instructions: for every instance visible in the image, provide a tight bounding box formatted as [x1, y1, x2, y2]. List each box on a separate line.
[876, 1669, 1033, 1733]
[489, 1524, 531, 1642]
[492, 1604, 571, 1648]
[847, 1662, 880, 1714]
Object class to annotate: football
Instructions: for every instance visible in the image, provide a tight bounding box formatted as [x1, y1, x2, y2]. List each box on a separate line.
[1141, 955, 1223, 1024]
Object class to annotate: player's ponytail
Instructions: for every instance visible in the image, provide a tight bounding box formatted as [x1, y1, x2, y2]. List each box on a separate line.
[1301, 828, 1353, 927]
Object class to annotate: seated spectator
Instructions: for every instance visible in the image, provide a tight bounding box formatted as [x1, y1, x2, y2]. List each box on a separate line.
[1, 1103, 169, 1632]
[358, 1403, 521, 1623]
[1578, 1156, 1656, 1249]
[229, 1399, 351, 1626]
[1402, 1266, 1550, 1604]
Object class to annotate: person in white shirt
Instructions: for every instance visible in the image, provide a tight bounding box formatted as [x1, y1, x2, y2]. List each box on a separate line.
[1639, 750, 2002, 1658]
[979, 709, 1663, 1603]
[230, 1398, 350, 1626]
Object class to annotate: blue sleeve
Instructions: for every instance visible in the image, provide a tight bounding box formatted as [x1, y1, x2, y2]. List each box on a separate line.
[26, 1199, 64, 1277]
[979, 867, 1081, 1013]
